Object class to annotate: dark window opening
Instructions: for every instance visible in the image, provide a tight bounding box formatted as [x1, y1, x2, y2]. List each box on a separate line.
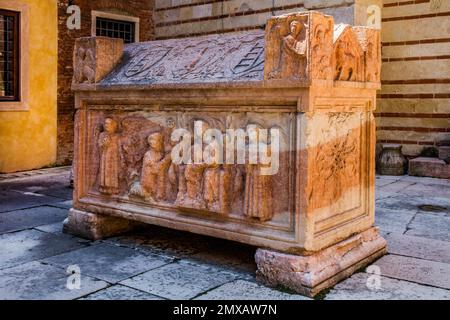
[95, 17, 136, 44]
[0, 9, 20, 101]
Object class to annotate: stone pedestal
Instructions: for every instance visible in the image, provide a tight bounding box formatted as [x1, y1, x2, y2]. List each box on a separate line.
[63, 209, 141, 240]
[255, 227, 387, 297]
[68, 11, 384, 296]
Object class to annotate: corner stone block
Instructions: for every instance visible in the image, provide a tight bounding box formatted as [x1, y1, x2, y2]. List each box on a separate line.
[63, 209, 141, 240]
[72, 37, 124, 86]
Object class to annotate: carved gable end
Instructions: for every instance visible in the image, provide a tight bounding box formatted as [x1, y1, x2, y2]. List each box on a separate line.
[332, 25, 364, 82]
[264, 12, 310, 81]
[353, 27, 381, 83]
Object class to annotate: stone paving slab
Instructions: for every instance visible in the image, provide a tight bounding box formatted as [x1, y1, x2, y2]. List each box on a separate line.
[325, 272, 450, 300]
[398, 183, 450, 199]
[121, 260, 241, 300]
[375, 208, 415, 234]
[385, 233, 450, 264]
[406, 213, 450, 242]
[0, 173, 70, 192]
[81, 284, 164, 300]
[398, 175, 450, 186]
[377, 180, 416, 194]
[0, 190, 64, 213]
[0, 206, 68, 234]
[375, 254, 450, 290]
[34, 221, 65, 234]
[376, 194, 450, 213]
[43, 243, 173, 284]
[375, 176, 399, 188]
[31, 186, 73, 200]
[0, 229, 88, 270]
[195, 280, 310, 300]
[0, 166, 70, 181]
[375, 190, 395, 201]
[0, 261, 108, 300]
[51, 200, 73, 210]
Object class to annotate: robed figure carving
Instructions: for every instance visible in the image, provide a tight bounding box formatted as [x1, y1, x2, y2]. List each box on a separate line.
[98, 118, 120, 195]
[281, 20, 308, 79]
[140, 132, 172, 202]
[244, 126, 274, 221]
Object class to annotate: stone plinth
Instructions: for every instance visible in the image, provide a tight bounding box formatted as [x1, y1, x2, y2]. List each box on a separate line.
[68, 11, 384, 297]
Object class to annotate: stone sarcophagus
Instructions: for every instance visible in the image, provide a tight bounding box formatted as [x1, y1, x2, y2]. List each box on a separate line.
[67, 11, 386, 296]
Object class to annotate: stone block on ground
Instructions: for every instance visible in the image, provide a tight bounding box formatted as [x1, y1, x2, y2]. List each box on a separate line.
[409, 157, 450, 179]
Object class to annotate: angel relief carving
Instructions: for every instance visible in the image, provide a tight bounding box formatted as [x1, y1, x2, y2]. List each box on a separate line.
[266, 17, 309, 80]
[281, 20, 308, 78]
[74, 44, 95, 84]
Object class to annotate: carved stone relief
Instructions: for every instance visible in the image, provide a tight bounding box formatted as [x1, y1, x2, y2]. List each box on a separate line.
[73, 41, 96, 84]
[87, 111, 294, 225]
[98, 118, 120, 195]
[332, 25, 364, 82]
[309, 112, 362, 213]
[354, 27, 381, 83]
[102, 31, 265, 85]
[310, 13, 334, 80]
[265, 14, 309, 80]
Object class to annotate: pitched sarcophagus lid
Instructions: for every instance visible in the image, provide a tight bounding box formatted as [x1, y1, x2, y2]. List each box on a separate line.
[69, 11, 385, 297]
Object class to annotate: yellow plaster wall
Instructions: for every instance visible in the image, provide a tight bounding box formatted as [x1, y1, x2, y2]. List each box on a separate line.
[0, 0, 57, 173]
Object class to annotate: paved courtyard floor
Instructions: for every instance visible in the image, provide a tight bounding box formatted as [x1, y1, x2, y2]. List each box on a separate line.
[1, 166, 450, 300]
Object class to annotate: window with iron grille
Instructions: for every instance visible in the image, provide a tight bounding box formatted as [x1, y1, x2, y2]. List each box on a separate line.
[0, 9, 20, 101]
[95, 17, 136, 44]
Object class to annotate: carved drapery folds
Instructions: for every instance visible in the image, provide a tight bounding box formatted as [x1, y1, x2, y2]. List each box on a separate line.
[92, 113, 292, 224]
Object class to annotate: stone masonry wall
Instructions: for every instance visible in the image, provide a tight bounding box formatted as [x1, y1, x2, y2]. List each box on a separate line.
[377, 0, 450, 157]
[57, 0, 154, 165]
[153, 0, 380, 39]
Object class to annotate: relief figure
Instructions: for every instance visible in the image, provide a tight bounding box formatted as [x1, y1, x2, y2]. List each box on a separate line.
[98, 118, 120, 195]
[140, 132, 172, 202]
[74, 46, 95, 84]
[244, 127, 274, 221]
[281, 20, 308, 79]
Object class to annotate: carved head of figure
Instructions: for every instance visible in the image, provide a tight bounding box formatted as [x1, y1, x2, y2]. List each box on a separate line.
[148, 132, 165, 153]
[289, 20, 305, 38]
[104, 118, 118, 134]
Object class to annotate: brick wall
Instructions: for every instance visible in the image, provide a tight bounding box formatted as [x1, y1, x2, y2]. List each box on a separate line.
[57, 0, 154, 165]
[153, 0, 379, 39]
[377, 0, 450, 157]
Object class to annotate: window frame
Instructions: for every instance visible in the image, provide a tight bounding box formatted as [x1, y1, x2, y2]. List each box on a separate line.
[0, 8, 20, 102]
[91, 10, 140, 43]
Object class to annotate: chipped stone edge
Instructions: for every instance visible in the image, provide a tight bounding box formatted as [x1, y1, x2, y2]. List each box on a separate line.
[255, 227, 387, 297]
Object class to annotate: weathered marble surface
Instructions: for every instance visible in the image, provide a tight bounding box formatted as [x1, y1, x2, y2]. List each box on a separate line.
[101, 31, 265, 85]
